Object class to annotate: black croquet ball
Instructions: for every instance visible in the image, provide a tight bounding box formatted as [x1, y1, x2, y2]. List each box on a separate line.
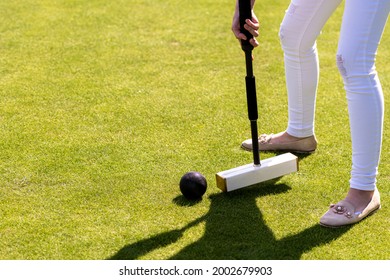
[179, 171, 207, 200]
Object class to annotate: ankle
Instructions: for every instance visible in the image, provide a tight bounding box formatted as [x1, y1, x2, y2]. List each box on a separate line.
[283, 132, 312, 141]
[344, 188, 375, 212]
[284, 132, 301, 140]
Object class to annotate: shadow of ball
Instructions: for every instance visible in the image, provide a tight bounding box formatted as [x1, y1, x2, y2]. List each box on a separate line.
[179, 171, 207, 200]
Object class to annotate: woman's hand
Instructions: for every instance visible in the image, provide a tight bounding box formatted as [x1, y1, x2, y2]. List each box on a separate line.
[231, 2, 260, 48]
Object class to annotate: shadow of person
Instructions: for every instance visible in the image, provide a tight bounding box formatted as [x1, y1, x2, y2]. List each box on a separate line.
[109, 181, 350, 260]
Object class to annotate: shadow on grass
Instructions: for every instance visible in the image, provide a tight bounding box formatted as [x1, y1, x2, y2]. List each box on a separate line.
[270, 150, 314, 161]
[108, 181, 350, 260]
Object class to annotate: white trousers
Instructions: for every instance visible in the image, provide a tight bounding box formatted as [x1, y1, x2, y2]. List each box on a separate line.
[279, 0, 390, 190]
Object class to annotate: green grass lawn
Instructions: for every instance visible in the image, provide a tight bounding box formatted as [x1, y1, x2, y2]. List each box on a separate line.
[0, 0, 389, 260]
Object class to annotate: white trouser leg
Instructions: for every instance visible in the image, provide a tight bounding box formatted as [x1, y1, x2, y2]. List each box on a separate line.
[279, 0, 342, 138]
[337, 0, 390, 191]
[280, 0, 389, 191]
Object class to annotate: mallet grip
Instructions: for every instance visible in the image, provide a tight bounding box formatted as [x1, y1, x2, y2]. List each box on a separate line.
[239, 0, 254, 52]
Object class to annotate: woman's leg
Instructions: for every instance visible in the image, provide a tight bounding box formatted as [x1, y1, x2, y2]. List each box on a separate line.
[337, 0, 389, 210]
[241, 0, 342, 152]
[279, 0, 342, 137]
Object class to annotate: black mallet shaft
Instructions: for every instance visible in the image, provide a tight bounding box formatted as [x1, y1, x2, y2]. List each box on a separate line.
[239, 0, 260, 165]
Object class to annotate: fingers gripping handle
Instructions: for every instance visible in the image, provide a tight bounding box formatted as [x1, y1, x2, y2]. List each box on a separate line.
[239, 0, 254, 52]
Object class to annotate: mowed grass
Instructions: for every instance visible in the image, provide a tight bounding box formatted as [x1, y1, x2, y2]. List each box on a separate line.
[0, 0, 389, 260]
